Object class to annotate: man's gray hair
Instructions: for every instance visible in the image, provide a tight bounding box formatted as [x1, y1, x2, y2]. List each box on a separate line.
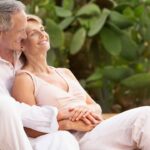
[0, 0, 26, 31]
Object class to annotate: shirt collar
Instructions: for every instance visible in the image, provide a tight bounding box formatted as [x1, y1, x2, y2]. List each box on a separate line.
[0, 51, 23, 69]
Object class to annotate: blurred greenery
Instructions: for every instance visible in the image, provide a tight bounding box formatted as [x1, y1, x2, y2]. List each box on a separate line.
[21, 0, 150, 112]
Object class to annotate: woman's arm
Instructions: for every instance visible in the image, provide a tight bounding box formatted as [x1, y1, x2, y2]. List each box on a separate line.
[12, 74, 49, 137]
[63, 68, 103, 123]
[11, 73, 36, 105]
[85, 93, 102, 115]
[64, 68, 102, 113]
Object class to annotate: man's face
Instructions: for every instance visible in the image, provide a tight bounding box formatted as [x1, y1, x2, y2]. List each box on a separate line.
[0, 10, 27, 51]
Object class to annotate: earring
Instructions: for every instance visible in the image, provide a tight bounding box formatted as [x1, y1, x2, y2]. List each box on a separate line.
[21, 47, 24, 51]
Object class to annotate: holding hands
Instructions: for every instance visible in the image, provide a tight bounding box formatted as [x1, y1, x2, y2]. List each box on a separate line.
[69, 105, 103, 125]
[58, 105, 103, 132]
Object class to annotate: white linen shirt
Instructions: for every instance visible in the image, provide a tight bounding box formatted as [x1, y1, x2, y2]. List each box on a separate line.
[0, 53, 59, 133]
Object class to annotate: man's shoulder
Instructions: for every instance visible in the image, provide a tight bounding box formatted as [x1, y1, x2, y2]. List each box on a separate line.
[0, 82, 10, 95]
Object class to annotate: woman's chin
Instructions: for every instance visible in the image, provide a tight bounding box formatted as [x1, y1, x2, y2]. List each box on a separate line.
[40, 45, 50, 52]
[46, 45, 50, 51]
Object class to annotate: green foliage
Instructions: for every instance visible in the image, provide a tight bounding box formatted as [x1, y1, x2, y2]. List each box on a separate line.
[55, 6, 72, 18]
[109, 11, 134, 29]
[103, 65, 134, 82]
[100, 27, 122, 56]
[46, 19, 64, 48]
[70, 28, 86, 55]
[121, 73, 150, 89]
[76, 3, 101, 17]
[24, 0, 150, 112]
[88, 9, 110, 36]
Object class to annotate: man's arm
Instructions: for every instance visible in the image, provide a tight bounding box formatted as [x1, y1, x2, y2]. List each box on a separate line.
[16, 102, 59, 133]
[24, 127, 46, 138]
[23, 107, 80, 138]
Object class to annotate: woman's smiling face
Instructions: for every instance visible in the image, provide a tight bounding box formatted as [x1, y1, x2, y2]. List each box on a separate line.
[22, 20, 50, 55]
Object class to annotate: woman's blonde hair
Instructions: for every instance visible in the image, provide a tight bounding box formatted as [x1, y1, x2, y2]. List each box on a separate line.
[27, 14, 43, 24]
[21, 14, 43, 65]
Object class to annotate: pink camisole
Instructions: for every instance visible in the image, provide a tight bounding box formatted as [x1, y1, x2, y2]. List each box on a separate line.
[17, 67, 87, 109]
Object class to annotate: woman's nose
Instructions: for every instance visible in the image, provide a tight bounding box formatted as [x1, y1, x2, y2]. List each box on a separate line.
[39, 31, 46, 38]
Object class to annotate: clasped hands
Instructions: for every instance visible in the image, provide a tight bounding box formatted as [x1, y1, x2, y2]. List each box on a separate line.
[58, 106, 103, 132]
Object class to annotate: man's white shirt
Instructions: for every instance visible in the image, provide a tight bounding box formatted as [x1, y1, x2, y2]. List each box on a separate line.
[0, 53, 59, 133]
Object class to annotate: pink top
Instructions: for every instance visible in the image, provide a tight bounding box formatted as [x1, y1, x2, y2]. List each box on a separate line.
[17, 67, 87, 109]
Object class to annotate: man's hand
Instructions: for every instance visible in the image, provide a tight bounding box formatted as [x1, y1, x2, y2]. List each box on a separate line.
[58, 120, 95, 132]
[57, 107, 74, 121]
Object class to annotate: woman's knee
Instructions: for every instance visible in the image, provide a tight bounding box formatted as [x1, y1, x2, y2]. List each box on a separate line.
[58, 131, 79, 149]
[58, 131, 75, 139]
[137, 106, 150, 115]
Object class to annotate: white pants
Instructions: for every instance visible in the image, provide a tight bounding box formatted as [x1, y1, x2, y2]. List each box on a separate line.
[79, 106, 150, 150]
[0, 98, 79, 150]
[29, 131, 79, 150]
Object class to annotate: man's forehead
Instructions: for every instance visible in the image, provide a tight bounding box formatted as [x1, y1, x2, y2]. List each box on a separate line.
[10, 11, 27, 28]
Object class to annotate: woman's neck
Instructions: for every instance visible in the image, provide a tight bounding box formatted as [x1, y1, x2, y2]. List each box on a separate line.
[24, 54, 50, 74]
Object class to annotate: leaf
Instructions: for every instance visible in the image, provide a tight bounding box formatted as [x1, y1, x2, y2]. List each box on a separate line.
[86, 68, 103, 82]
[103, 66, 134, 82]
[46, 19, 64, 48]
[120, 35, 138, 60]
[100, 27, 122, 56]
[115, 3, 133, 12]
[59, 16, 75, 30]
[86, 80, 103, 88]
[109, 11, 133, 29]
[88, 9, 110, 37]
[142, 26, 150, 40]
[86, 68, 103, 88]
[76, 3, 101, 17]
[70, 28, 86, 55]
[107, 22, 124, 35]
[62, 0, 74, 10]
[134, 5, 144, 17]
[123, 7, 135, 19]
[121, 73, 150, 89]
[55, 6, 72, 18]
[78, 18, 91, 29]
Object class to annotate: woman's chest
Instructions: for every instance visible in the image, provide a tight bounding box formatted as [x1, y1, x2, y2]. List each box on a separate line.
[36, 71, 69, 92]
[35, 74, 86, 108]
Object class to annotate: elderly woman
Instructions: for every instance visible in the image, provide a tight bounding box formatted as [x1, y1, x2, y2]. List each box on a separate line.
[12, 14, 150, 150]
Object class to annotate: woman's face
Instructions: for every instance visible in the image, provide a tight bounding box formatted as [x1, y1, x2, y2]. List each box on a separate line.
[22, 21, 50, 55]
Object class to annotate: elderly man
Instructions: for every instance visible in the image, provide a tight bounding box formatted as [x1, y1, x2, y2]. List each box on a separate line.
[0, 1, 79, 150]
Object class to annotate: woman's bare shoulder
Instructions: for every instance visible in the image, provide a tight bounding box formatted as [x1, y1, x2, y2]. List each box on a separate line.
[12, 71, 35, 105]
[14, 71, 33, 85]
[57, 67, 74, 77]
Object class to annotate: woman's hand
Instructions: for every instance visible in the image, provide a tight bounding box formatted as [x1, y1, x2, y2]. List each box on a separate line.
[81, 112, 103, 125]
[69, 105, 103, 125]
[69, 105, 90, 121]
